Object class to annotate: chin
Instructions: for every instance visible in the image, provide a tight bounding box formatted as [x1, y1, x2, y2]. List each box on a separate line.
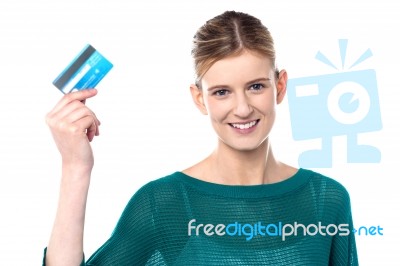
[233, 146, 263, 152]
[217, 131, 270, 152]
[224, 140, 267, 152]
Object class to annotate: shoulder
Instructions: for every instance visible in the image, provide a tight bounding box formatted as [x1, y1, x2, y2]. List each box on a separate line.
[301, 168, 351, 205]
[300, 169, 355, 224]
[302, 168, 349, 192]
[127, 172, 187, 205]
[118, 172, 186, 217]
[136, 172, 185, 194]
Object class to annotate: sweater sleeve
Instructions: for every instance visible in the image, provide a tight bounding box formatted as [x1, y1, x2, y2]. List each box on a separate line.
[42, 182, 157, 266]
[328, 186, 358, 266]
[85, 183, 157, 265]
[42, 248, 85, 266]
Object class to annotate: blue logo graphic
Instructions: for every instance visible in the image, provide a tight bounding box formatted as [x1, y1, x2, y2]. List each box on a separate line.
[287, 39, 382, 168]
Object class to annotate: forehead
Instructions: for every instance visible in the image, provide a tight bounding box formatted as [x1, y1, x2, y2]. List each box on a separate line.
[202, 50, 274, 87]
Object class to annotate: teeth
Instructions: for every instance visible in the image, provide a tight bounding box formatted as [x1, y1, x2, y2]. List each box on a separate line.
[232, 120, 257, 129]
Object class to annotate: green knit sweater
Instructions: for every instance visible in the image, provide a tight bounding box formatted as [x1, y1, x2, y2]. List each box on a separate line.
[44, 168, 358, 265]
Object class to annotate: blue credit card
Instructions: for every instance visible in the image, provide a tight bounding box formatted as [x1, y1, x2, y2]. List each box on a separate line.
[53, 44, 113, 94]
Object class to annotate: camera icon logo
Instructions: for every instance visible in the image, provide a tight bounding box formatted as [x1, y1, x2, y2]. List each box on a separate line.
[287, 39, 382, 168]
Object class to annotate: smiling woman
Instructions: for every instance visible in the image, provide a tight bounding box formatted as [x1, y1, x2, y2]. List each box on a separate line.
[43, 11, 358, 265]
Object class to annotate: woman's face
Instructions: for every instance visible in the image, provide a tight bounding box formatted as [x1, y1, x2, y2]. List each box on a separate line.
[191, 50, 287, 152]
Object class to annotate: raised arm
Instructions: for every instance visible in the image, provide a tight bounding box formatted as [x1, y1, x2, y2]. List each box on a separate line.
[45, 89, 100, 266]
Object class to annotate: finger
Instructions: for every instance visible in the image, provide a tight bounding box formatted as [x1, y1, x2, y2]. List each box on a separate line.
[95, 117, 101, 136]
[50, 89, 98, 115]
[86, 118, 97, 142]
[47, 101, 83, 129]
[63, 106, 101, 137]
[73, 115, 98, 138]
[50, 100, 86, 122]
[56, 103, 99, 125]
[47, 105, 101, 140]
[48, 96, 101, 129]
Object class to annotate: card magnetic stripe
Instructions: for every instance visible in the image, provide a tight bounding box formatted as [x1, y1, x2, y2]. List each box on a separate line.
[52, 45, 96, 90]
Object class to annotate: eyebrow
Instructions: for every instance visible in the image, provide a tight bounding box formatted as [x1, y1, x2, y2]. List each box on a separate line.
[207, 77, 272, 91]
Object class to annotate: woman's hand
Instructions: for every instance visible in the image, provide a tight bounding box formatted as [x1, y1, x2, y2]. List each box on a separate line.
[45, 89, 100, 171]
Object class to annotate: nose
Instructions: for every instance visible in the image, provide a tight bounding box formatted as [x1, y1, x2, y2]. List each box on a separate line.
[233, 92, 253, 118]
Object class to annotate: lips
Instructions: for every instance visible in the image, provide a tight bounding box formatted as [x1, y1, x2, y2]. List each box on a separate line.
[229, 119, 260, 129]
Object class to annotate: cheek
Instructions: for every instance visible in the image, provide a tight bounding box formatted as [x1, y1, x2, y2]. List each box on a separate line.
[206, 98, 231, 121]
[254, 95, 276, 115]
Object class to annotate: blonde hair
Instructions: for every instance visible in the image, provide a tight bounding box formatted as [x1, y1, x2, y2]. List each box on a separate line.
[192, 11, 276, 87]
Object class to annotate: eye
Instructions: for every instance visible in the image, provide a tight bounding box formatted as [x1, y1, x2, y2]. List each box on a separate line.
[212, 89, 229, 97]
[249, 83, 265, 91]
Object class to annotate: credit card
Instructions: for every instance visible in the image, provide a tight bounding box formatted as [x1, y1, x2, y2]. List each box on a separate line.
[52, 44, 113, 94]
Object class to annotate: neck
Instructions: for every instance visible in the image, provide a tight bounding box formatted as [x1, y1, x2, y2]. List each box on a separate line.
[206, 138, 284, 185]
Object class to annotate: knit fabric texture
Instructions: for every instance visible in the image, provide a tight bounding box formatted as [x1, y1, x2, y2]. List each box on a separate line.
[44, 168, 358, 265]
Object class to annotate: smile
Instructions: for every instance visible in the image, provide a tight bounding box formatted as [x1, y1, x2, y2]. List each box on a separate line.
[229, 119, 259, 129]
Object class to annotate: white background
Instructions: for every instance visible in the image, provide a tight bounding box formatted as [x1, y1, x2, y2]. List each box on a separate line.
[0, 0, 399, 264]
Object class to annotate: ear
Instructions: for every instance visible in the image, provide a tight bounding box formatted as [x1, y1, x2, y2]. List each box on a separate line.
[190, 84, 208, 115]
[276, 69, 288, 104]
